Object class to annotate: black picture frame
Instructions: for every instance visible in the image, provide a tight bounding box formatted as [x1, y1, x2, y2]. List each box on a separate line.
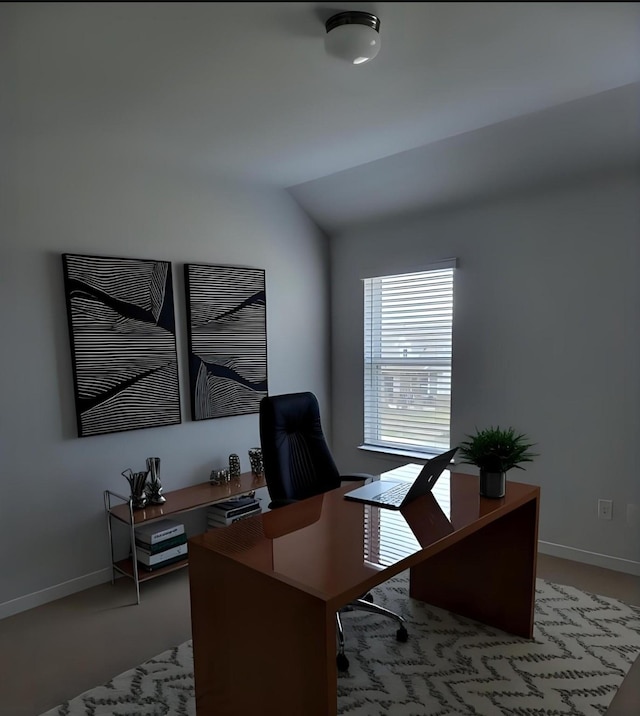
[184, 263, 267, 420]
[62, 253, 182, 437]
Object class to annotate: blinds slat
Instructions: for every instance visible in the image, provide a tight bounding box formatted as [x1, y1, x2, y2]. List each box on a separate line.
[364, 266, 454, 455]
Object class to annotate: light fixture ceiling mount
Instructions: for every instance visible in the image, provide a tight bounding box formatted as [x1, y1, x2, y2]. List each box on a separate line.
[324, 11, 381, 66]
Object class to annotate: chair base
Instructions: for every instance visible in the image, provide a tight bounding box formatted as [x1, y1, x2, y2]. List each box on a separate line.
[335, 595, 408, 671]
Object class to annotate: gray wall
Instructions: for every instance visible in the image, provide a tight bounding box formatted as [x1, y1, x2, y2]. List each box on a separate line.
[0, 140, 331, 616]
[330, 170, 640, 574]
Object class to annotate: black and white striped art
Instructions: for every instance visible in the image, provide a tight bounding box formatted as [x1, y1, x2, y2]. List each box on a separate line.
[184, 264, 267, 420]
[62, 254, 181, 437]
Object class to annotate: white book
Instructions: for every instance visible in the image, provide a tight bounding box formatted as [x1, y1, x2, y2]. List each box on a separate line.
[207, 507, 261, 528]
[135, 519, 185, 546]
[207, 500, 260, 519]
[136, 542, 188, 567]
[207, 504, 261, 521]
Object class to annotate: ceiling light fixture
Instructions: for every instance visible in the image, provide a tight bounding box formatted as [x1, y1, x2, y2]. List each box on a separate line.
[324, 11, 381, 66]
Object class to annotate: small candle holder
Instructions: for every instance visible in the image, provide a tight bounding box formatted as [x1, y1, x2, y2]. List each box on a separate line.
[228, 453, 241, 478]
[248, 447, 263, 476]
[210, 468, 230, 485]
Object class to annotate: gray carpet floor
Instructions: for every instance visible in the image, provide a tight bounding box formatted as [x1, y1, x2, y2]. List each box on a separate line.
[2, 554, 638, 716]
[38, 572, 640, 716]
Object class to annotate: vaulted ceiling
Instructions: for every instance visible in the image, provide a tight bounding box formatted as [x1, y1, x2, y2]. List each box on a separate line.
[5, 2, 640, 230]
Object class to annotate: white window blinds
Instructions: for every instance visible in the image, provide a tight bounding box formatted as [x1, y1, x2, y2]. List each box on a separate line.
[363, 262, 455, 456]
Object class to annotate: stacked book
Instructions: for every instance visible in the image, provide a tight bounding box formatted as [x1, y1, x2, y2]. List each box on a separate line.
[135, 518, 187, 571]
[207, 496, 261, 528]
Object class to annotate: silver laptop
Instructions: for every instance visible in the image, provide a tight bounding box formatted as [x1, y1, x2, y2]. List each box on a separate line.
[344, 448, 458, 510]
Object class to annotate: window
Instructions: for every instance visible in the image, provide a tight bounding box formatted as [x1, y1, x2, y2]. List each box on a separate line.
[363, 261, 456, 456]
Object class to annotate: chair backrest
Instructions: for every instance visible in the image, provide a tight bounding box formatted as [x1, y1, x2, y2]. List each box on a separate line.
[259, 392, 341, 502]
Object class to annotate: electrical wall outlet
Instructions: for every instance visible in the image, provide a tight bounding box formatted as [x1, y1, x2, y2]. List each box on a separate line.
[598, 499, 613, 520]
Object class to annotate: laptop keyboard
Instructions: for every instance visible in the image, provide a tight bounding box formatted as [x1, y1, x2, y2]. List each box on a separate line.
[372, 483, 409, 506]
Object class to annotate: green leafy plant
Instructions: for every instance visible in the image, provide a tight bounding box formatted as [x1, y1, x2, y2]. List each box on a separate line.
[458, 426, 537, 473]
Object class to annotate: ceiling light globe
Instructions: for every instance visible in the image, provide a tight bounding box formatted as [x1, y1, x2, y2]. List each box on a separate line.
[324, 12, 381, 66]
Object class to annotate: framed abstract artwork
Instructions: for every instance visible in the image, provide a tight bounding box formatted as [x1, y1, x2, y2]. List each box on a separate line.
[184, 263, 267, 420]
[62, 253, 181, 437]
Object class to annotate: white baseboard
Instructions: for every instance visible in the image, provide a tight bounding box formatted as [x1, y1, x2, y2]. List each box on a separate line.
[538, 541, 640, 576]
[2, 543, 638, 621]
[0, 568, 112, 620]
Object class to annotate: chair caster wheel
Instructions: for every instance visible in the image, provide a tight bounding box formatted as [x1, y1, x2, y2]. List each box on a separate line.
[336, 653, 350, 672]
[363, 592, 374, 602]
[396, 626, 408, 642]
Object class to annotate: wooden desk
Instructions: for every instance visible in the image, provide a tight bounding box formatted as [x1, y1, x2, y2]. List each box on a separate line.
[606, 653, 640, 715]
[188, 467, 540, 716]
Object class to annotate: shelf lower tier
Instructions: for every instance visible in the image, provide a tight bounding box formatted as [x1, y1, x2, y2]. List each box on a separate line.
[113, 557, 189, 582]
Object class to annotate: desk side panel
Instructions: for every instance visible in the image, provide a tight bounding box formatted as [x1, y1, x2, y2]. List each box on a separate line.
[410, 495, 539, 638]
[188, 541, 336, 716]
[606, 653, 640, 716]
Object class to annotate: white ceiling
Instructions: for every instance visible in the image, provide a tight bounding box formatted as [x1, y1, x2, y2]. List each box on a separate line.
[290, 82, 640, 231]
[5, 2, 640, 229]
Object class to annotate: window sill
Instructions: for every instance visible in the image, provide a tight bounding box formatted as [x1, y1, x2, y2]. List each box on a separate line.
[358, 444, 455, 465]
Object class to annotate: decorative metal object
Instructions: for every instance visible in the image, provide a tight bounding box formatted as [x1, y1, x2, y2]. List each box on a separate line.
[146, 457, 166, 504]
[248, 447, 263, 475]
[210, 468, 230, 485]
[228, 453, 241, 477]
[122, 468, 149, 509]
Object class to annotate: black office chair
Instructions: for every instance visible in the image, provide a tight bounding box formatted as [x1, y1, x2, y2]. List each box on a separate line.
[259, 391, 408, 672]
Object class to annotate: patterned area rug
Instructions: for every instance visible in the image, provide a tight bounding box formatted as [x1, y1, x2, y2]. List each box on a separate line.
[40, 573, 640, 716]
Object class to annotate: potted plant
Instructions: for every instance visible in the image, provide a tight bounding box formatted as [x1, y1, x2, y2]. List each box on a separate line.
[458, 426, 537, 498]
